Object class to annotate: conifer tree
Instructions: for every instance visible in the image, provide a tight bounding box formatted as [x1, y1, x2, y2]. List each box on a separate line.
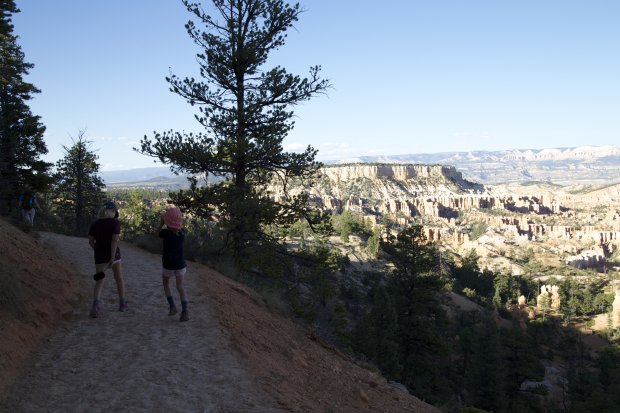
[0, 0, 50, 215]
[139, 0, 330, 267]
[464, 318, 507, 412]
[52, 131, 105, 235]
[382, 224, 451, 402]
[355, 284, 401, 380]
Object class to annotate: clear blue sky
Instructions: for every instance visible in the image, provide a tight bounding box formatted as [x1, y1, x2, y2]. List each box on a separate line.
[13, 0, 620, 171]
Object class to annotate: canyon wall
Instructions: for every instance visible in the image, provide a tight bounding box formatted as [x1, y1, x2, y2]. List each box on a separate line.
[322, 164, 464, 182]
[271, 163, 620, 272]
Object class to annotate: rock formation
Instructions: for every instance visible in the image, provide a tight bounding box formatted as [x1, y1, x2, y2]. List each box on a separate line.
[322, 164, 465, 182]
[346, 145, 620, 185]
[269, 162, 620, 278]
[565, 250, 606, 269]
[537, 285, 560, 311]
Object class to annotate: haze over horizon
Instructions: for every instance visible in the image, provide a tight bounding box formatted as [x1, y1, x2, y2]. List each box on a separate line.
[13, 0, 620, 171]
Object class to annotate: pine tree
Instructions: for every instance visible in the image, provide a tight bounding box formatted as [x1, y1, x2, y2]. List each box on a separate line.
[51, 131, 105, 235]
[0, 0, 50, 215]
[139, 0, 330, 268]
[357, 285, 401, 380]
[464, 318, 507, 412]
[382, 224, 451, 403]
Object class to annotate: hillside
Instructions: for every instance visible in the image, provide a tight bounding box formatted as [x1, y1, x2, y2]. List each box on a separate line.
[0, 220, 438, 412]
[0, 219, 84, 399]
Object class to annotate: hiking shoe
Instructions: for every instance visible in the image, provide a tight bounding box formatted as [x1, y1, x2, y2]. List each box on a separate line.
[168, 305, 178, 316]
[180, 310, 189, 322]
[90, 301, 100, 318]
[119, 299, 128, 312]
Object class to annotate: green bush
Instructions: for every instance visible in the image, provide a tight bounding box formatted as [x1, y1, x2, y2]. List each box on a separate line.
[117, 190, 167, 241]
[330, 210, 371, 242]
[463, 287, 477, 299]
[469, 220, 488, 240]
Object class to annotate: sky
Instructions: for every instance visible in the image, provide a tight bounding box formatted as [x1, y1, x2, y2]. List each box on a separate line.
[12, 0, 620, 171]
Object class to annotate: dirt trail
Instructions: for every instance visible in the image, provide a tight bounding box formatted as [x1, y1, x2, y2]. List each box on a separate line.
[1, 232, 284, 413]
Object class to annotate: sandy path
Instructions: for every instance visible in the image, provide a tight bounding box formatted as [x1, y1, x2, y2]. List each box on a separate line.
[1, 232, 285, 413]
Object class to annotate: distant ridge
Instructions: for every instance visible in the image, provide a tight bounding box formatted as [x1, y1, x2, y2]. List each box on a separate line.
[101, 166, 178, 184]
[101, 145, 620, 186]
[328, 145, 620, 164]
[326, 145, 620, 185]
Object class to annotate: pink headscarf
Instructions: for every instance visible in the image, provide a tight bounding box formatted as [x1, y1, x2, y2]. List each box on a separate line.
[163, 207, 183, 230]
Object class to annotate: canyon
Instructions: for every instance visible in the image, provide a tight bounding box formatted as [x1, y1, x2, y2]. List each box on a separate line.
[271, 162, 620, 325]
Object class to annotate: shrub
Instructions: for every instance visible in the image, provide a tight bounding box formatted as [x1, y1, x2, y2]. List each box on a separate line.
[469, 220, 488, 240]
[463, 287, 477, 299]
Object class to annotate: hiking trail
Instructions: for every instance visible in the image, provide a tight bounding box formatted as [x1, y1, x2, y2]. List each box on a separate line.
[1, 232, 284, 412]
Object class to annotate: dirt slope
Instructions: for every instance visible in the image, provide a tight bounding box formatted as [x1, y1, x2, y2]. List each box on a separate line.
[203, 267, 439, 412]
[0, 220, 439, 412]
[0, 218, 83, 399]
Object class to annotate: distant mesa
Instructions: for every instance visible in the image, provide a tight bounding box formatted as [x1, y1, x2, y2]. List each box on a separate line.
[325, 145, 620, 185]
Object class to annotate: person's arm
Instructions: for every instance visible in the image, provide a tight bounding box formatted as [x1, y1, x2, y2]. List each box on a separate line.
[157, 215, 166, 236]
[34, 197, 42, 209]
[89, 236, 96, 249]
[108, 234, 120, 268]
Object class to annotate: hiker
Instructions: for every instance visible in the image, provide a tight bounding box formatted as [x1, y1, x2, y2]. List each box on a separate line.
[88, 201, 127, 318]
[18, 190, 41, 226]
[159, 207, 189, 322]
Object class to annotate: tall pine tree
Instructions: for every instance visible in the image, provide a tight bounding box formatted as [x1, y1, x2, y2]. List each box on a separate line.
[354, 284, 402, 380]
[0, 0, 50, 215]
[52, 131, 105, 235]
[139, 0, 330, 269]
[382, 225, 451, 403]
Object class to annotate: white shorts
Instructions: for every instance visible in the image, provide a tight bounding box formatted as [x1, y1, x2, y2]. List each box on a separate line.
[162, 267, 187, 278]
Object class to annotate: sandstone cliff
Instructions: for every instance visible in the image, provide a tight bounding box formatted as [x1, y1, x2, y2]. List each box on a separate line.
[341, 145, 620, 185]
[284, 163, 485, 205]
[322, 164, 465, 182]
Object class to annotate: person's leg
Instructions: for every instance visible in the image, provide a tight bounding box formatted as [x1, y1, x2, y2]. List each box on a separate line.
[91, 263, 107, 318]
[163, 274, 172, 297]
[93, 280, 104, 301]
[112, 261, 127, 311]
[29, 209, 36, 226]
[163, 273, 177, 315]
[175, 270, 188, 321]
[175, 274, 187, 303]
[21, 209, 29, 225]
[93, 263, 107, 299]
